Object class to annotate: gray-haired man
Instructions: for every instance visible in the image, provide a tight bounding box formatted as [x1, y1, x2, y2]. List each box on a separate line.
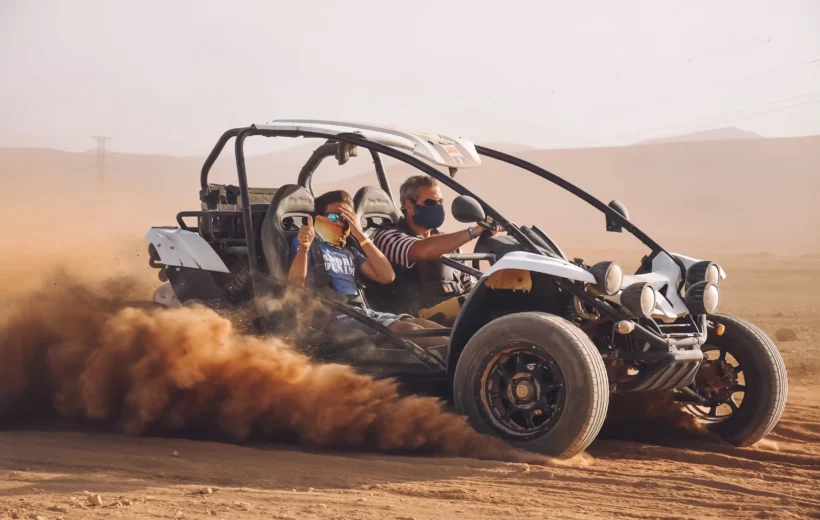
[370, 175, 498, 325]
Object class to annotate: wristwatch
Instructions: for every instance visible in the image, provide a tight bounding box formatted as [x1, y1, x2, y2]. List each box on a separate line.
[467, 227, 476, 240]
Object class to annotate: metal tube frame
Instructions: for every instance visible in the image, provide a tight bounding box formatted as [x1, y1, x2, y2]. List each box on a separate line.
[294, 140, 394, 199]
[197, 125, 696, 365]
[474, 146, 671, 259]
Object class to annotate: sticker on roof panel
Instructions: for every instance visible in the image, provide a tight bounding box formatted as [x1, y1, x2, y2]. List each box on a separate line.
[442, 144, 465, 165]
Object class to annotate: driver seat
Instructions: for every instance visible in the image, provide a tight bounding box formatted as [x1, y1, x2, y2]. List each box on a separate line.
[353, 186, 401, 238]
[260, 184, 314, 281]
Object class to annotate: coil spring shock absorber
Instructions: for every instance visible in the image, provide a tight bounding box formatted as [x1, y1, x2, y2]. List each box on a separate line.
[224, 267, 252, 300]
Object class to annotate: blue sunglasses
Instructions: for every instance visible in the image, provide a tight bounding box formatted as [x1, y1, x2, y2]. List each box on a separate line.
[325, 212, 342, 223]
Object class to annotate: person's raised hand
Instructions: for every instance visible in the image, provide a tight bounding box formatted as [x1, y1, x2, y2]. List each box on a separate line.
[298, 215, 315, 249]
[339, 206, 365, 240]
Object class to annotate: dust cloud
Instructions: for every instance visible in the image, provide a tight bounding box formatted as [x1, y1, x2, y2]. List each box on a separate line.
[0, 274, 550, 465]
[0, 163, 556, 465]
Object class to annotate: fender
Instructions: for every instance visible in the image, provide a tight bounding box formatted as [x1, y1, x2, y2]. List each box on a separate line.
[480, 251, 595, 284]
[145, 228, 230, 273]
[447, 252, 592, 375]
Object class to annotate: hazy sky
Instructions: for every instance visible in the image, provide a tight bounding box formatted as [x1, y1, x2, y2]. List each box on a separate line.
[1, 0, 819, 155]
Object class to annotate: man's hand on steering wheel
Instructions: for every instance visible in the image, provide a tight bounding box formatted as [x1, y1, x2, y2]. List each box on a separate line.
[475, 216, 503, 237]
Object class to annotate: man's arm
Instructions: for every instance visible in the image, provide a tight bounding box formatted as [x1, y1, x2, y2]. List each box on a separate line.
[287, 217, 314, 287]
[407, 226, 484, 263]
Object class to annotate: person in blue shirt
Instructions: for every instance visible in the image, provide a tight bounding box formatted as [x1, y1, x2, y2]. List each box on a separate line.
[287, 190, 444, 338]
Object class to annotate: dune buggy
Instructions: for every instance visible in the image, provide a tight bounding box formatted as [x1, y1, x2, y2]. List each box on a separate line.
[145, 120, 787, 458]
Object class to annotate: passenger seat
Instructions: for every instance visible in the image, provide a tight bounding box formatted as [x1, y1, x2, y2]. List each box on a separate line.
[353, 186, 401, 239]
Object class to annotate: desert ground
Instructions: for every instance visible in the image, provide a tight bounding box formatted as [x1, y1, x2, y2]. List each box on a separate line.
[1, 137, 819, 520]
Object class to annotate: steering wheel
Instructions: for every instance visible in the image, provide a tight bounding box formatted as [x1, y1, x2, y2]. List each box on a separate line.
[471, 225, 498, 271]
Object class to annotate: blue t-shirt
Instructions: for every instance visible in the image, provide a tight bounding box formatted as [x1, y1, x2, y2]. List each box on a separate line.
[288, 236, 368, 297]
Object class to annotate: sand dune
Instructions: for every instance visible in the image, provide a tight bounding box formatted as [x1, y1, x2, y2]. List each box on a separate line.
[639, 126, 764, 144]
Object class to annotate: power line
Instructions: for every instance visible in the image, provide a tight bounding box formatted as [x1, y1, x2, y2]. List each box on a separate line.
[628, 89, 820, 139]
[711, 98, 820, 127]
[618, 54, 820, 117]
[707, 56, 820, 91]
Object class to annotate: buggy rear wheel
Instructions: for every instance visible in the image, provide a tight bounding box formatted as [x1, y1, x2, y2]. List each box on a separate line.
[453, 312, 609, 459]
[684, 314, 787, 446]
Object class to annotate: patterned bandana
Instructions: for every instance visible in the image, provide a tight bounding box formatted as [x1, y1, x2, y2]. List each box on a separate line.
[314, 214, 350, 248]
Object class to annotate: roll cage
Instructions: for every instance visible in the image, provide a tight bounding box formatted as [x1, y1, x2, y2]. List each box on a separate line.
[195, 121, 692, 368]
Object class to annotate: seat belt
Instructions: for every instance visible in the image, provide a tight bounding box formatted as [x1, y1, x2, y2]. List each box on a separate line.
[309, 241, 367, 308]
[309, 241, 332, 290]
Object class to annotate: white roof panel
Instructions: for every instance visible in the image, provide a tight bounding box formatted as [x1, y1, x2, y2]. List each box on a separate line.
[254, 119, 481, 169]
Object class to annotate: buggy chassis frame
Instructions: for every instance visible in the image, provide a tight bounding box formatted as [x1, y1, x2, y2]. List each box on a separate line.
[192, 125, 699, 373]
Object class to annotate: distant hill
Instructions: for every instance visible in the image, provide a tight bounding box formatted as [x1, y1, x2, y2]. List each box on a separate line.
[479, 142, 538, 153]
[316, 135, 820, 257]
[1, 134, 818, 257]
[639, 127, 764, 145]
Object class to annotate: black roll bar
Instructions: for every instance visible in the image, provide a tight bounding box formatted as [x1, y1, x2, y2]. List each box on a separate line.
[200, 128, 677, 269]
[296, 141, 338, 193]
[370, 149, 393, 200]
[294, 140, 393, 199]
[200, 128, 243, 204]
[474, 145, 689, 282]
[226, 127, 544, 257]
[475, 146, 665, 255]
[234, 127, 259, 270]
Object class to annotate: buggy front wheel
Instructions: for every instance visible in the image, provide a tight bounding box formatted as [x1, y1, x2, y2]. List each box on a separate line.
[683, 314, 787, 446]
[453, 312, 609, 459]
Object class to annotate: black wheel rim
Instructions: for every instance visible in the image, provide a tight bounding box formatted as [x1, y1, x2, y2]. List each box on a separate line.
[685, 344, 746, 423]
[478, 343, 566, 439]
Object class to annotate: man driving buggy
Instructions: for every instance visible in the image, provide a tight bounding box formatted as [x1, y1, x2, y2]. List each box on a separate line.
[287, 190, 445, 342]
[371, 175, 500, 325]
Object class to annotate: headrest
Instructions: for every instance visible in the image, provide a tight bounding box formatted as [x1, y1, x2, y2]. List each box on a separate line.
[267, 184, 314, 232]
[260, 184, 314, 279]
[353, 186, 400, 224]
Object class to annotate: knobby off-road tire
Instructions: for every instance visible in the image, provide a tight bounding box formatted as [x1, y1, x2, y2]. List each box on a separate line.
[701, 314, 788, 446]
[453, 312, 609, 459]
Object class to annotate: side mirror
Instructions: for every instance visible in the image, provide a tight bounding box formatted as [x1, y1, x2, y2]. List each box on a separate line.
[606, 200, 629, 232]
[451, 195, 486, 223]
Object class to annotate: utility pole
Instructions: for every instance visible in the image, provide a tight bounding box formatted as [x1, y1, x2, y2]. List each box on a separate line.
[91, 136, 112, 188]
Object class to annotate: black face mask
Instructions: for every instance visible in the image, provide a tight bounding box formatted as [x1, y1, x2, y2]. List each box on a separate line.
[413, 203, 446, 230]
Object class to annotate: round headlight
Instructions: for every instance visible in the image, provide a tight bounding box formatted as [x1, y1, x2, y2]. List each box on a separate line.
[686, 260, 722, 287]
[705, 263, 720, 285]
[589, 261, 623, 296]
[703, 283, 720, 313]
[685, 281, 720, 315]
[620, 282, 657, 318]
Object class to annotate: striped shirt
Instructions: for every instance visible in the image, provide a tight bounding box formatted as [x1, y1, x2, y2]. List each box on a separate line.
[373, 227, 476, 292]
